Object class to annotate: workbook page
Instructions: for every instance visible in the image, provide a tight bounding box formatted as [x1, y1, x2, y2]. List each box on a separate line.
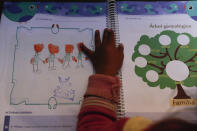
[118, 1, 197, 122]
[0, 2, 106, 130]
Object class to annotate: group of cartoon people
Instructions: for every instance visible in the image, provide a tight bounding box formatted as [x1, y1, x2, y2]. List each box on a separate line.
[30, 43, 87, 72]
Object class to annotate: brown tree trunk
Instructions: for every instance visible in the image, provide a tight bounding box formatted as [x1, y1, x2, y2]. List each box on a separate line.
[173, 84, 191, 99]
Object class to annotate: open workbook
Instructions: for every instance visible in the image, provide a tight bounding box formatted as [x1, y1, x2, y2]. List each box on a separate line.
[0, 1, 106, 131]
[118, 1, 197, 122]
[0, 1, 197, 131]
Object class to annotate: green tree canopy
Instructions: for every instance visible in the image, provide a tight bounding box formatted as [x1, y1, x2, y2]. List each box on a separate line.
[132, 30, 197, 99]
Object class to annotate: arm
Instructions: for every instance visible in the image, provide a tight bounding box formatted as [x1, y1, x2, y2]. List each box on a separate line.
[77, 29, 127, 131]
[77, 74, 128, 131]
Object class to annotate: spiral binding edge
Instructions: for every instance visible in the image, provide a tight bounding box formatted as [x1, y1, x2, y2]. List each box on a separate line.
[107, 0, 125, 119]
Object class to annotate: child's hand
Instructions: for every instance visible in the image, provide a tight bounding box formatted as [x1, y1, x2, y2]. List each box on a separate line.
[79, 28, 124, 76]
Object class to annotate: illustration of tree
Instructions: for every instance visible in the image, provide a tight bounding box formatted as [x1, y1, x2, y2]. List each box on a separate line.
[132, 30, 197, 99]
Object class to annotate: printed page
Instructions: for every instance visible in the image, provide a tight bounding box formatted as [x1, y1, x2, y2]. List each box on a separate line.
[118, 1, 197, 122]
[0, 2, 106, 131]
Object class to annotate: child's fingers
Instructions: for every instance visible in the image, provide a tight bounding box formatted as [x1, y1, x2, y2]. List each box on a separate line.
[118, 43, 124, 53]
[118, 43, 124, 60]
[95, 30, 101, 49]
[80, 43, 94, 58]
[107, 29, 115, 46]
[102, 28, 109, 44]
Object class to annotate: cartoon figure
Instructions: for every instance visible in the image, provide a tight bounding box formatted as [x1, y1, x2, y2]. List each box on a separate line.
[45, 43, 59, 70]
[120, 3, 135, 13]
[87, 5, 103, 15]
[30, 43, 44, 72]
[164, 3, 179, 13]
[72, 43, 88, 68]
[58, 44, 74, 68]
[68, 5, 79, 15]
[144, 4, 156, 15]
[44, 4, 60, 14]
[186, 1, 197, 21]
[54, 76, 75, 101]
[3, 2, 38, 23]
